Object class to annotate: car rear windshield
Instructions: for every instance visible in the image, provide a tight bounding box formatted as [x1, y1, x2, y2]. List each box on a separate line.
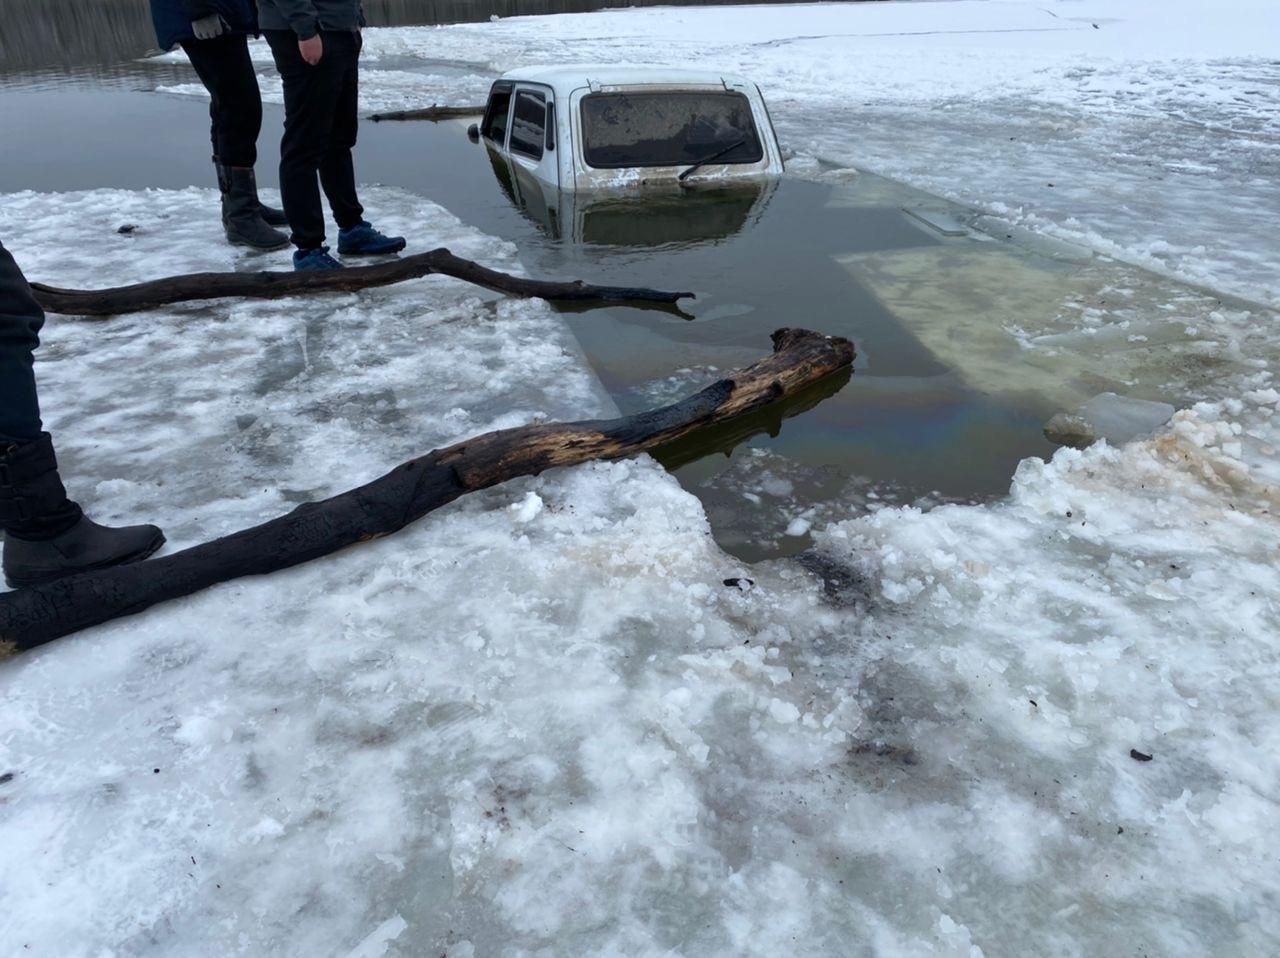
[580, 91, 764, 169]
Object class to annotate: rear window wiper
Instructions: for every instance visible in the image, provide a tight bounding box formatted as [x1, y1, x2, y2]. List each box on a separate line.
[678, 137, 747, 182]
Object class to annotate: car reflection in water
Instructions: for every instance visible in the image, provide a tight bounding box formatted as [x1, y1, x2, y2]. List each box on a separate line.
[484, 144, 778, 250]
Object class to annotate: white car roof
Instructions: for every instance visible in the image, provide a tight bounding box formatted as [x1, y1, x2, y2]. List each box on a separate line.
[497, 65, 758, 97]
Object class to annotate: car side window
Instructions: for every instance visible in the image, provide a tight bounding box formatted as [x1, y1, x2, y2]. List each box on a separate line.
[510, 91, 547, 161]
[482, 84, 513, 146]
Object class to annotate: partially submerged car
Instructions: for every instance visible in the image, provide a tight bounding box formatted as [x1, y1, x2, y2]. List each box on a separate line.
[472, 66, 785, 192]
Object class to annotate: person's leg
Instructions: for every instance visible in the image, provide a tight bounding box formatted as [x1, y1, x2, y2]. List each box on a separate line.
[0, 241, 46, 445]
[180, 36, 239, 164]
[0, 241, 164, 586]
[318, 31, 364, 231]
[0, 243, 84, 539]
[200, 33, 261, 168]
[181, 34, 286, 249]
[325, 32, 406, 257]
[266, 29, 345, 254]
[216, 34, 286, 226]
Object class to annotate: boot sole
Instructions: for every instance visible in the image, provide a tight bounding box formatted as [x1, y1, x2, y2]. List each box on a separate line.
[229, 235, 291, 251]
[4, 530, 167, 590]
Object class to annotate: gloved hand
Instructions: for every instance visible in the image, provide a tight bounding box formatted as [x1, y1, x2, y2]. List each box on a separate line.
[191, 14, 227, 40]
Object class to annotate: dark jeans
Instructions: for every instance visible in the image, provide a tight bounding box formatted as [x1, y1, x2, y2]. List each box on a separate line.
[0, 240, 45, 445]
[264, 29, 365, 251]
[180, 32, 263, 168]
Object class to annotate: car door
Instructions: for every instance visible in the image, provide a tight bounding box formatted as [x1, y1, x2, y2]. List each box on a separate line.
[479, 81, 514, 150]
[507, 84, 560, 195]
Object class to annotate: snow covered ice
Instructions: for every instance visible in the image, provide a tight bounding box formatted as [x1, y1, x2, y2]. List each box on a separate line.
[3, 0, 1280, 955]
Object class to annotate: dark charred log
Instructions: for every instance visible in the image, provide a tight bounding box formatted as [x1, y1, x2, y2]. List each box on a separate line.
[29, 248, 694, 317]
[0, 329, 855, 649]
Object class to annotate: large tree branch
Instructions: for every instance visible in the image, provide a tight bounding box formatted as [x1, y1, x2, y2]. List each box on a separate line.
[0, 329, 854, 650]
[29, 248, 694, 317]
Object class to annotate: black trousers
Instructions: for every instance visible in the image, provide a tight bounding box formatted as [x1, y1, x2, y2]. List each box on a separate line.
[180, 32, 264, 168]
[264, 29, 365, 251]
[0, 240, 45, 445]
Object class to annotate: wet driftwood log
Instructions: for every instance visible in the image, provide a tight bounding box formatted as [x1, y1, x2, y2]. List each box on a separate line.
[29, 248, 694, 317]
[370, 105, 485, 122]
[0, 329, 854, 650]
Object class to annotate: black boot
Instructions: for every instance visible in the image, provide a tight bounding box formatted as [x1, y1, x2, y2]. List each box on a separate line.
[257, 199, 289, 228]
[214, 157, 288, 228]
[218, 164, 289, 250]
[1, 434, 165, 588]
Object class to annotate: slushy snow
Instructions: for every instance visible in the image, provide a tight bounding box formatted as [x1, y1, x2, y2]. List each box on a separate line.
[3, 1, 1280, 955]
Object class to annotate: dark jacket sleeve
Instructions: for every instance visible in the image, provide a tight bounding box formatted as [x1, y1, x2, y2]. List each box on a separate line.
[266, 0, 320, 38]
[178, 0, 220, 19]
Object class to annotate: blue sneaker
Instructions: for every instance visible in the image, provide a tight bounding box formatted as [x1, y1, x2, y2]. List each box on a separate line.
[293, 246, 344, 271]
[337, 221, 407, 256]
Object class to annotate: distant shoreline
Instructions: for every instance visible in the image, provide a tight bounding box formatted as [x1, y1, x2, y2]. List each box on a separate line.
[0, 0, 882, 75]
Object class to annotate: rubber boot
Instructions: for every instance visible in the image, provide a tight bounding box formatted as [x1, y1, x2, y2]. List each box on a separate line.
[220, 165, 289, 250]
[258, 200, 289, 228]
[214, 157, 287, 227]
[1, 434, 165, 589]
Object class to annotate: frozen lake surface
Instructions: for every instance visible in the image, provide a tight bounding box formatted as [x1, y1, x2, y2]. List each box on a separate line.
[2, 1, 1279, 955]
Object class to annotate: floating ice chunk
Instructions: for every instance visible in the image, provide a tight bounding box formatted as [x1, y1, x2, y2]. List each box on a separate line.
[1078, 392, 1176, 444]
[1046, 393, 1177, 448]
[785, 516, 812, 537]
[1043, 412, 1097, 450]
[902, 206, 969, 237]
[760, 475, 794, 498]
